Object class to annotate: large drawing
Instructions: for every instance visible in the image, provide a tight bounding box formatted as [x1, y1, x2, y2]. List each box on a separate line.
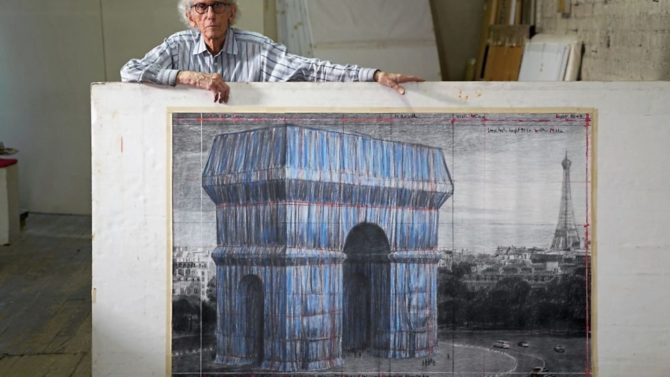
[171, 111, 593, 376]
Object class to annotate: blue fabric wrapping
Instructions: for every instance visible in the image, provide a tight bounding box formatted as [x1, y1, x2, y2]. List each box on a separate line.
[204, 125, 452, 371]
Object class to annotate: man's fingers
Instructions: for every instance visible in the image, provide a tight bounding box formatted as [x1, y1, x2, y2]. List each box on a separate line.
[376, 71, 421, 95]
[222, 87, 230, 103]
[187, 72, 230, 103]
[217, 82, 229, 104]
[396, 74, 425, 83]
[213, 88, 226, 104]
[208, 80, 230, 104]
[216, 88, 226, 104]
[382, 77, 406, 95]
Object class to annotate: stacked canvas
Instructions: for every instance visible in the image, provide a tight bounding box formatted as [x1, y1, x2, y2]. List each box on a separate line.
[519, 34, 583, 81]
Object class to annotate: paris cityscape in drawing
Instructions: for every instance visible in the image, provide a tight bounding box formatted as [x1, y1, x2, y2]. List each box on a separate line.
[171, 111, 593, 376]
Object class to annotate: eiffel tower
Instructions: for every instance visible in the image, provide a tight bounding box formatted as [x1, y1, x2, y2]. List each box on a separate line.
[550, 153, 581, 251]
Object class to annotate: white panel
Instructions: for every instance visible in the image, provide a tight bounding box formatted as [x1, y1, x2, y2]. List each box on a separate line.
[92, 81, 670, 377]
[276, 0, 314, 57]
[306, 0, 439, 79]
[277, 0, 441, 80]
[308, 0, 436, 43]
[313, 45, 441, 81]
[0, 169, 7, 244]
[0, 167, 14, 245]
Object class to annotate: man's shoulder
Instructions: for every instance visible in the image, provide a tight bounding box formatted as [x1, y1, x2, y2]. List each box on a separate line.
[230, 28, 274, 46]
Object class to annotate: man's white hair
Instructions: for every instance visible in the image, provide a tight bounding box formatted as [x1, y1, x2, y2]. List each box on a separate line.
[177, 0, 238, 28]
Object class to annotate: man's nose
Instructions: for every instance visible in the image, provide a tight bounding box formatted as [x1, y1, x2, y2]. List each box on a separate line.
[206, 5, 216, 17]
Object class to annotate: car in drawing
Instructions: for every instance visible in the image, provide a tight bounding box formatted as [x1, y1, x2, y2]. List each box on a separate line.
[518, 340, 530, 348]
[553, 344, 566, 353]
[493, 340, 511, 349]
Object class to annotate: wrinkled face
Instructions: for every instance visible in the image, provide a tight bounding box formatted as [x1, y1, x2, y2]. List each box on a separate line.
[187, 1, 236, 41]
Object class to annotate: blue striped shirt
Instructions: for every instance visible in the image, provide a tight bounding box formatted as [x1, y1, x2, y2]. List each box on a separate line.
[121, 28, 378, 86]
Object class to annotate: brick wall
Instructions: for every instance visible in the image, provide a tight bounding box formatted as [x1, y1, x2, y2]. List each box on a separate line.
[537, 0, 670, 80]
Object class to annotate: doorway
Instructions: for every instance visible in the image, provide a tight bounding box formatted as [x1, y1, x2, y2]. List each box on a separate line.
[239, 275, 264, 365]
[342, 223, 391, 354]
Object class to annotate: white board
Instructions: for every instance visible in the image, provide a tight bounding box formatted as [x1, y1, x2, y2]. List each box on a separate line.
[92, 82, 670, 377]
[519, 35, 583, 82]
[276, 0, 441, 80]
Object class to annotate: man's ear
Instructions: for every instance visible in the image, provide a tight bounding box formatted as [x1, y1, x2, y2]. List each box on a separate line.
[186, 11, 197, 28]
[229, 5, 238, 24]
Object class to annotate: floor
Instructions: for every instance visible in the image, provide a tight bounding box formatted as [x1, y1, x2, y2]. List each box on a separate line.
[0, 214, 91, 376]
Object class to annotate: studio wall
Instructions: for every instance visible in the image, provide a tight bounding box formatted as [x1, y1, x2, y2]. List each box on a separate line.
[536, 0, 670, 80]
[0, 0, 265, 214]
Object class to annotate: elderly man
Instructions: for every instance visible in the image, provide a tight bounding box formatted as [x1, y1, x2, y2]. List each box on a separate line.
[121, 0, 424, 103]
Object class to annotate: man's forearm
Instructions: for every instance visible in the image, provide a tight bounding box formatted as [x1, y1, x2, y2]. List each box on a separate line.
[176, 71, 231, 104]
[177, 71, 218, 88]
[176, 71, 197, 86]
[120, 60, 179, 86]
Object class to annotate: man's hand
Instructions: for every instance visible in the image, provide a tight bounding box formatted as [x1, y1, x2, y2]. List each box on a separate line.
[177, 71, 230, 103]
[374, 71, 425, 95]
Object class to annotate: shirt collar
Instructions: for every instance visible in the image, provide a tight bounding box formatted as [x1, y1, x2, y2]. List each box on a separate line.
[193, 28, 238, 56]
[193, 32, 208, 55]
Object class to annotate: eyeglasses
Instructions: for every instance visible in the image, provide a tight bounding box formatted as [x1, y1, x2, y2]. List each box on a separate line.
[191, 1, 231, 15]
